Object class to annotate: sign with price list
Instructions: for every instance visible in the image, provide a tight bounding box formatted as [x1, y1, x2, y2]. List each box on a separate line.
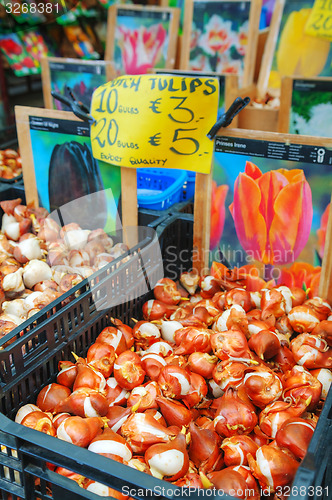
[90, 75, 219, 174]
[305, 0, 332, 41]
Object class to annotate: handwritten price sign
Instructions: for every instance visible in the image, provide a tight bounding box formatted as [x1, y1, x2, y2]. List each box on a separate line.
[305, 0, 332, 40]
[90, 75, 219, 174]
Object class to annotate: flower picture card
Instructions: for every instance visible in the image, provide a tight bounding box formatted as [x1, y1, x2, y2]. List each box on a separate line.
[105, 4, 180, 75]
[180, 0, 262, 86]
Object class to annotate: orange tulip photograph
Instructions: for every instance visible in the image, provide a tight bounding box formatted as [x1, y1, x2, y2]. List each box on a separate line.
[212, 143, 332, 290]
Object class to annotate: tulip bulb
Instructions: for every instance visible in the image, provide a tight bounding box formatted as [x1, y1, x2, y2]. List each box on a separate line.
[15, 404, 41, 424]
[248, 445, 299, 491]
[57, 416, 103, 448]
[188, 421, 223, 473]
[13, 237, 42, 263]
[159, 319, 182, 342]
[146, 341, 173, 357]
[88, 427, 132, 461]
[121, 412, 176, 447]
[275, 418, 315, 460]
[180, 272, 200, 295]
[311, 368, 332, 398]
[156, 396, 192, 427]
[221, 435, 259, 466]
[54, 388, 109, 417]
[36, 383, 71, 412]
[21, 411, 56, 436]
[2, 268, 25, 293]
[158, 365, 191, 399]
[22, 260, 52, 289]
[145, 433, 189, 481]
[213, 387, 258, 437]
[206, 469, 248, 499]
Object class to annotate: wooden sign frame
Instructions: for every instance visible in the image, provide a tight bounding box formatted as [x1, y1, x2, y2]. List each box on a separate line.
[196, 127, 332, 301]
[105, 4, 180, 73]
[278, 75, 332, 135]
[41, 57, 116, 110]
[180, 0, 262, 87]
[14, 106, 137, 235]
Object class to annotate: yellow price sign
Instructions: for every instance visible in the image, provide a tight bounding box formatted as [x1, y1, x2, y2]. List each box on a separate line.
[305, 0, 332, 41]
[90, 75, 219, 174]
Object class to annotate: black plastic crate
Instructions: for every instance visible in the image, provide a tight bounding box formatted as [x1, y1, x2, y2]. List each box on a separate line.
[288, 388, 332, 500]
[138, 198, 193, 227]
[0, 181, 26, 204]
[0, 214, 331, 500]
[0, 226, 162, 385]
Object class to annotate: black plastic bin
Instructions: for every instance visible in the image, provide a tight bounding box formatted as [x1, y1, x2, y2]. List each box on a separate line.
[0, 214, 331, 500]
[0, 181, 26, 204]
[138, 199, 194, 227]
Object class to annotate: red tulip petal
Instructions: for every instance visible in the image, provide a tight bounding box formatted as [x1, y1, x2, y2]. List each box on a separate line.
[230, 173, 267, 262]
[309, 272, 321, 298]
[238, 265, 261, 278]
[270, 181, 313, 264]
[245, 162, 262, 180]
[277, 168, 305, 183]
[243, 274, 269, 292]
[211, 261, 230, 279]
[210, 184, 229, 249]
[257, 171, 288, 232]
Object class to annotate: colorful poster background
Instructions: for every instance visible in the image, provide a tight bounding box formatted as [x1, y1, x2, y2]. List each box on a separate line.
[29, 119, 121, 234]
[212, 144, 332, 273]
[189, 0, 251, 74]
[114, 10, 171, 75]
[269, 0, 332, 89]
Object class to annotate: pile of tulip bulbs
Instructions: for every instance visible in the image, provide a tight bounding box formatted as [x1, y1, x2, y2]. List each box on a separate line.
[16, 271, 332, 499]
[0, 149, 22, 179]
[0, 198, 127, 340]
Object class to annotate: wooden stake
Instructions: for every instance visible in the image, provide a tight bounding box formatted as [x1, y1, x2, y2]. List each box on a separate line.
[278, 76, 293, 132]
[319, 195, 332, 302]
[193, 171, 212, 275]
[41, 57, 52, 109]
[242, 0, 263, 87]
[256, 0, 285, 99]
[121, 167, 138, 247]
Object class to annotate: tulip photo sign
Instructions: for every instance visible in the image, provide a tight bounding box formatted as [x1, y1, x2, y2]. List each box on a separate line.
[278, 76, 332, 136]
[15, 106, 122, 235]
[268, 0, 332, 90]
[41, 57, 116, 111]
[105, 4, 180, 76]
[180, 0, 262, 86]
[211, 127, 332, 300]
